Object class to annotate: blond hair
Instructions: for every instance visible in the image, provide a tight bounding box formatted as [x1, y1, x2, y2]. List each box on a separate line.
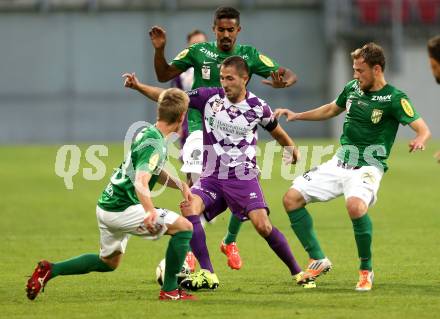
[157, 88, 189, 124]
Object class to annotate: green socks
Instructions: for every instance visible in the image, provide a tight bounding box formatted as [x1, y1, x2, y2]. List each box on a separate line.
[288, 207, 325, 260]
[223, 214, 242, 244]
[162, 230, 193, 292]
[352, 214, 373, 271]
[51, 253, 114, 279]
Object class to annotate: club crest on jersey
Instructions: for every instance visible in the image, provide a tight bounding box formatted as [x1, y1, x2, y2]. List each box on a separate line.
[400, 98, 414, 117]
[259, 54, 274, 67]
[174, 49, 189, 60]
[211, 98, 224, 113]
[371, 109, 383, 124]
[227, 105, 238, 117]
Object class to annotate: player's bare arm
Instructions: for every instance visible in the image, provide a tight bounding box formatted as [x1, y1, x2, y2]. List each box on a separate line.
[408, 118, 431, 153]
[262, 67, 297, 88]
[158, 170, 193, 202]
[269, 124, 300, 164]
[122, 73, 164, 101]
[149, 26, 183, 82]
[275, 101, 344, 122]
[134, 170, 159, 233]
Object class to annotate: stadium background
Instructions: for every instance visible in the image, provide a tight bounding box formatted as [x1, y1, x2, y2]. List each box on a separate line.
[1, 1, 439, 318]
[0, 0, 438, 143]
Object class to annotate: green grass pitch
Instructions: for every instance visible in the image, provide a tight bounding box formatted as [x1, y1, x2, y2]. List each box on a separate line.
[1, 140, 440, 319]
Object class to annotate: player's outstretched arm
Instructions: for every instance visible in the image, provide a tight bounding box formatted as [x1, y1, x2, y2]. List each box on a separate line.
[158, 169, 193, 202]
[149, 26, 183, 82]
[261, 67, 297, 88]
[269, 124, 300, 164]
[408, 118, 431, 153]
[122, 72, 164, 102]
[134, 171, 159, 233]
[275, 101, 344, 122]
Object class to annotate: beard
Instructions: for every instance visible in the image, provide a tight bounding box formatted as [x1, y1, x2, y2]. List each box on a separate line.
[219, 38, 232, 51]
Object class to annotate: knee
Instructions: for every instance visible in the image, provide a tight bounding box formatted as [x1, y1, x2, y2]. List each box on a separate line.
[254, 220, 272, 237]
[346, 197, 367, 219]
[282, 189, 305, 212]
[180, 217, 193, 231]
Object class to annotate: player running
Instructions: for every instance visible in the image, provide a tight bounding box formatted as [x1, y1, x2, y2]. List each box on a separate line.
[26, 89, 198, 301]
[123, 56, 315, 291]
[427, 35, 440, 163]
[275, 42, 431, 291]
[147, 6, 297, 270]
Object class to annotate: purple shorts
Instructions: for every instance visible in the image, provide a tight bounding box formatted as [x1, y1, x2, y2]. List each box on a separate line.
[191, 175, 269, 222]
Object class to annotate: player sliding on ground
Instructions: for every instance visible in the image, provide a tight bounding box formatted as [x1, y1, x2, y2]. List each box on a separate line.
[123, 56, 315, 291]
[26, 89, 198, 301]
[147, 6, 298, 271]
[275, 42, 431, 291]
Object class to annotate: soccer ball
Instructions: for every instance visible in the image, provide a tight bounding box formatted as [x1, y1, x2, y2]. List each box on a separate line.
[155, 258, 191, 286]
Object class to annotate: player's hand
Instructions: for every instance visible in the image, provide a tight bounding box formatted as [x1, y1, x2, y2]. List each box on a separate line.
[122, 72, 140, 90]
[274, 108, 299, 121]
[143, 208, 159, 234]
[282, 146, 300, 165]
[179, 200, 193, 215]
[262, 69, 288, 88]
[149, 26, 167, 50]
[434, 150, 440, 163]
[408, 138, 426, 152]
[181, 183, 194, 203]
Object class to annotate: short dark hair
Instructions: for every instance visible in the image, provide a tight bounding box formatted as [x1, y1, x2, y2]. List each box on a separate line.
[428, 35, 440, 63]
[221, 56, 249, 77]
[214, 6, 240, 25]
[186, 29, 207, 43]
[351, 42, 386, 71]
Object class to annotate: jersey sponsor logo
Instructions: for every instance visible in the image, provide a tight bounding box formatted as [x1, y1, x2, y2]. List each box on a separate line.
[371, 109, 383, 124]
[241, 54, 249, 60]
[400, 98, 414, 117]
[259, 54, 274, 67]
[207, 116, 248, 136]
[249, 192, 258, 199]
[200, 47, 219, 60]
[371, 94, 392, 102]
[175, 49, 189, 60]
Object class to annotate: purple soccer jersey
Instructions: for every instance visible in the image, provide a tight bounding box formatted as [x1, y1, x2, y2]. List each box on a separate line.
[187, 87, 277, 180]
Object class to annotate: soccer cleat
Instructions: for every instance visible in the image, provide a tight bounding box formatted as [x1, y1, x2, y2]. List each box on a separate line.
[179, 269, 219, 291]
[159, 289, 197, 300]
[355, 270, 374, 292]
[294, 272, 316, 289]
[220, 241, 242, 270]
[301, 257, 332, 281]
[185, 251, 197, 273]
[26, 260, 52, 300]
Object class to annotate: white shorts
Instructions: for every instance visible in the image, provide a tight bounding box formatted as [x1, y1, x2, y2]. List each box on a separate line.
[181, 130, 203, 174]
[96, 204, 179, 258]
[291, 156, 383, 207]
